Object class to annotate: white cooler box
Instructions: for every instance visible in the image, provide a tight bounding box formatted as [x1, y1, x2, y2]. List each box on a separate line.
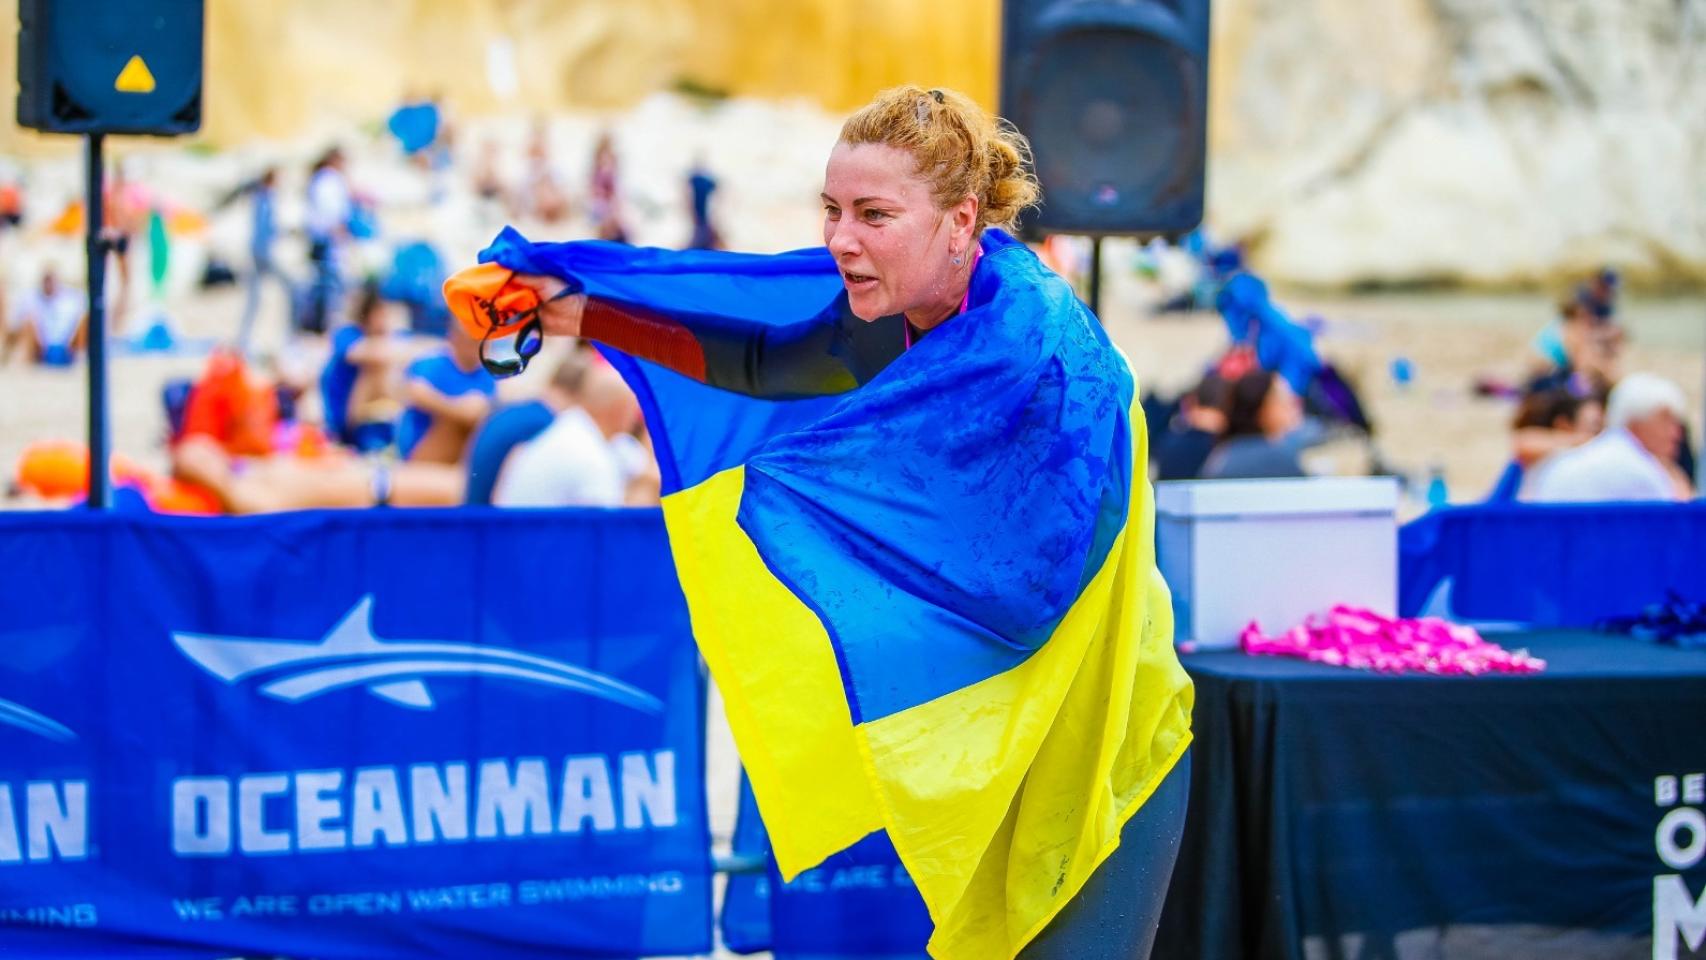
[1154, 477, 1400, 649]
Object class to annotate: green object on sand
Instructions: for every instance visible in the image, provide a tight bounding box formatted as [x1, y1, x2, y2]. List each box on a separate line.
[148, 208, 168, 296]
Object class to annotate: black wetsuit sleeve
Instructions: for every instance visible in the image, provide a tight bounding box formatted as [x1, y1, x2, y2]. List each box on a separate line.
[581, 295, 907, 399]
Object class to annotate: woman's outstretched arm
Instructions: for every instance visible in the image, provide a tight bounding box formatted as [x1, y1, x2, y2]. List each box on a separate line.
[519, 276, 867, 399]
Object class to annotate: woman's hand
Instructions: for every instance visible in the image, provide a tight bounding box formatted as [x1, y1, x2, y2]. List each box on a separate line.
[510, 273, 587, 338]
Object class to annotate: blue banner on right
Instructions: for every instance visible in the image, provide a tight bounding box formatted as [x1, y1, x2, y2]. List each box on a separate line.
[1399, 502, 1706, 624]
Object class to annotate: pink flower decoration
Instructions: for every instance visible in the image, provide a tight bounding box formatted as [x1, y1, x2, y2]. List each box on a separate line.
[1239, 606, 1546, 675]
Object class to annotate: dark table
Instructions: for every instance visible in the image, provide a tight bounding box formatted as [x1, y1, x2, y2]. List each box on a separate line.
[1156, 631, 1706, 960]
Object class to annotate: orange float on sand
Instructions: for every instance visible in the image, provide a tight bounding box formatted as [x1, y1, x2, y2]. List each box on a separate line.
[14, 441, 221, 514]
[15, 439, 90, 500]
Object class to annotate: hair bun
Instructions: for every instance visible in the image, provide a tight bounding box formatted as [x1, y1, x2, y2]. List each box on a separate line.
[840, 85, 1040, 233]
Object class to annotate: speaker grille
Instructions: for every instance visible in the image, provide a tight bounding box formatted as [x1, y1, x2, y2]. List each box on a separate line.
[1001, 0, 1210, 236]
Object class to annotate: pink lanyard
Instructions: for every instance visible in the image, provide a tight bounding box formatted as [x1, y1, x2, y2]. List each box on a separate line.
[905, 246, 982, 351]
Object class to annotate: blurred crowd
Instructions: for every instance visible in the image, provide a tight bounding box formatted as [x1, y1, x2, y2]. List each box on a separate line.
[1139, 249, 1370, 485]
[1140, 244, 1696, 505]
[4, 89, 1697, 513]
[7, 92, 733, 515]
[1488, 271, 1693, 503]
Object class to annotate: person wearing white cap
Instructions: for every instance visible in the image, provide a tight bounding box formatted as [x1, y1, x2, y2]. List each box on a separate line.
[1524, 372, 1692, 502]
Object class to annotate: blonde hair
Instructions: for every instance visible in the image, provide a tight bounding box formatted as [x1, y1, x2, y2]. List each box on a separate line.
[839, 85, 1041, 233]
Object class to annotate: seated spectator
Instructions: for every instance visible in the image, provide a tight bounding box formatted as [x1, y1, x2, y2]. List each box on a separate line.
[1154, 374, 1229, 481]
[464, 353, 585, 505]
[321, 284, 416, 451]
[1524, 373, 1691, 503]
[493, 360, 649, 507]
[397, 324, 496, 464]
[3, 267, 86, 367]
[1486, 389, 1604, 501]
[1201, 370, 1311, 480]
[1527, 295, 1622, 397]
[172, 435, 462, 513]
[179, 348, 280, 457]
[1513, 389, 1604, 467]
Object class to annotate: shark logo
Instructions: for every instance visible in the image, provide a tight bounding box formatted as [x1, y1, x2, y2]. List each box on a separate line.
[172, 596, 663, 714]
[0, 697, 77, 742]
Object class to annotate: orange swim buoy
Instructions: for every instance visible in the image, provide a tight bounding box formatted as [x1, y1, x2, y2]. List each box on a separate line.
[443, 262, 542, 341]
[15, 440, 90, 500]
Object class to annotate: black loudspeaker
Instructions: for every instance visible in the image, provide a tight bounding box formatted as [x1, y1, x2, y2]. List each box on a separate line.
[17, 0, 203, 136]
[1000, 0, 1210, 236]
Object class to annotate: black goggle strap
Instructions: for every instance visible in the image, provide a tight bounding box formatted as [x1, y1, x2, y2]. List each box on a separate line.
[476, 297, 544, 379]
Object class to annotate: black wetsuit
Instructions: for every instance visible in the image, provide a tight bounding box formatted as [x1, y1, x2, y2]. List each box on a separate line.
[581, 295, 909, 398]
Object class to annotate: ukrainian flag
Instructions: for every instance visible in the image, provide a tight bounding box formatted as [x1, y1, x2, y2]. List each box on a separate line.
[478, 227, 1193, 959]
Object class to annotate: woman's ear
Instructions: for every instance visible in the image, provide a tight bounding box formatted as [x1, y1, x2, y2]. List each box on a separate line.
[954, 194, 980, 244]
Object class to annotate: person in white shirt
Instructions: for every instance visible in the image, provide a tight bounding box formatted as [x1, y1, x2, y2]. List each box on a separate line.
[2, 268, 86, 366]
[305, 149, 352, 244]
[1524, 372, 1692, 503]
[493, 359, 644, 508]
[302, 147, 352, 334]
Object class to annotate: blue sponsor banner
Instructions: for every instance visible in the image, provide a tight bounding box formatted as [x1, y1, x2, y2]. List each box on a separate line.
[0, 509, 711, 959]
[1398, 502, 1706, 624]
[722, 775, 929, 959]
[720, 776, 773, 954]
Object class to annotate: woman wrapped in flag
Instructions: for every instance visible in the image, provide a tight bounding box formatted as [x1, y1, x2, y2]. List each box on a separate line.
[445, 86, 1194, 960]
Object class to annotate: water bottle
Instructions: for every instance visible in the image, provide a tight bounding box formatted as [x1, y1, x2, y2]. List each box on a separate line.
[1425, 465, 1450, 510]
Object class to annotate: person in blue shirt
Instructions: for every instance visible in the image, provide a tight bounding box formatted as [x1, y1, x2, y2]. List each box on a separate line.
[320, 284, 415, 451]
[397, 324, 496, 463]
[1153, 374, 1230, 481]
[236, 168, 294, 354]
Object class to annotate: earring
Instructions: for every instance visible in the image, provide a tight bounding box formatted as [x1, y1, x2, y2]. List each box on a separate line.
[950, 252, 963, 266]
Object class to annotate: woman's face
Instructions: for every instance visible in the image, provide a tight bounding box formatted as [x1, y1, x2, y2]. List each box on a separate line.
[822, 141, 974, 322]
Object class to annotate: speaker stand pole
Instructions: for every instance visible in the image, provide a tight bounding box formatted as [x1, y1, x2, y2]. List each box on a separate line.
[84, 132, 110, 510]
[1087, 235, 1103, 319]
